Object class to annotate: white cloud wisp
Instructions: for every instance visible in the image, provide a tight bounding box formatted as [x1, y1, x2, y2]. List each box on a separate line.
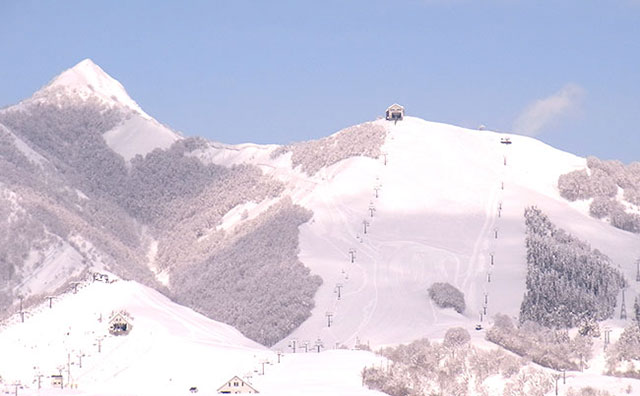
[513, 83, 586, 136]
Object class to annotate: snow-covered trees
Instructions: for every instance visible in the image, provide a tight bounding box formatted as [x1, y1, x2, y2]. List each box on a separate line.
[428, 282, 466, 314]
[443, 327, 471, 348]
[272, 122, 387, 175]
[0, 97, 321, 346]
[486, 315, 593, 370]
[606, 325, 640, 378]
[566, 387, 615, 396]
[520, 207, 626, 328]
[171, 199, 322, 346]
[363, 332, 553, 396]
[558, 170, 593, 201]
[558, 156, 640, 232]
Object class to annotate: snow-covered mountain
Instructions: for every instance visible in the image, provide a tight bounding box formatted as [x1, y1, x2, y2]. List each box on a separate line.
[19, 58, 181, 161]
[0, 274, 385, 396]
[1, 60, 640, 395]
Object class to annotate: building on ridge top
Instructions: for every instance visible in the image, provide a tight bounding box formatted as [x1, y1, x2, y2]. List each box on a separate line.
[385, 103, 404, 121]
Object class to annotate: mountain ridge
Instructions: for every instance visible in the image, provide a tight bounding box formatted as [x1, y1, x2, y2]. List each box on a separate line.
[0, 60, 637, 351]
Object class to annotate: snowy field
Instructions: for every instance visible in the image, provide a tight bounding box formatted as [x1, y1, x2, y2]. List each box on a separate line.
[3, 113, 640, 395]
[0, 278, 386, 396]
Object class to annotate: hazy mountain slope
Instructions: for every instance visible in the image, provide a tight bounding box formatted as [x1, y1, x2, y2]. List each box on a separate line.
[0, 60, 322, 346]
[3, 59, 638, 352]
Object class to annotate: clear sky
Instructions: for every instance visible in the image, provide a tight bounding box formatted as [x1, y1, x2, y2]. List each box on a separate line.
[1, 1, 639, 162]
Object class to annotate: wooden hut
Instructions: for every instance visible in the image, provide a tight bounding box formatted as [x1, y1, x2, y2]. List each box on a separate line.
[385, 103, 404, 121]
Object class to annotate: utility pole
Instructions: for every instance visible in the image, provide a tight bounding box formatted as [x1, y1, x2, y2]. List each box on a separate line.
[11, 382, 19, 396]
[363, 220, 370, 234]
[349, 248, 356, 263]
[46, 296, 55, 308]
[56, 366, 64, 389]
[326, 311, 334, 327]
[37, 374, 43, 390]
[335, 283, 343, 300]
[67, 352, 71, 386]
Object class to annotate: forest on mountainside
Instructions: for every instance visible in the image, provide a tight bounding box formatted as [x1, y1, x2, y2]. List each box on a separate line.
[271, 121, 387, 175]
[363, 328, 554, 396]
[558, 156, 640, 232]
[520, 206, 626, 328]
[486, 314, 593, 371]
[171, 198, 322, 346]
[0, 97, 321, 345]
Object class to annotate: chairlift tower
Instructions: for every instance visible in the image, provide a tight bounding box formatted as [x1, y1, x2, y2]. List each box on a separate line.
[325, 312, 333, 327]
[348, 248, 356, 263]
[362, 220, 370, 234]
[288, 338, 298, 353]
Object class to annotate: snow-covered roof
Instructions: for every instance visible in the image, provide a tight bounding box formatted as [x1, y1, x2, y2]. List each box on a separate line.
[386, 103, 404, 111]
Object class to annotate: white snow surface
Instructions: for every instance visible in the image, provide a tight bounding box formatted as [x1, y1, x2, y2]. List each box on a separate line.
[39, 59, 151, 120]
[0, 277, 385, 396]
[102, 114, 181, 161]
[193, 117, 640, 352]
[5, 103, 640, 394]
[16, 59, 183, 161]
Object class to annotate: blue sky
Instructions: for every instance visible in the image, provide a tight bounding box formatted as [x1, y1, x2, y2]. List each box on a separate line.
[1, 1, 639, 162]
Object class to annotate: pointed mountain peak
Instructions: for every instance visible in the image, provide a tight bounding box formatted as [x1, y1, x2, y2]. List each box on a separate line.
[35, 59, 150, 119]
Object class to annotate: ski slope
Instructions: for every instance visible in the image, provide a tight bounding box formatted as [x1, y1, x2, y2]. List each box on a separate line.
[262, 117, 640, 349]
[0, 275, 386, 396]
